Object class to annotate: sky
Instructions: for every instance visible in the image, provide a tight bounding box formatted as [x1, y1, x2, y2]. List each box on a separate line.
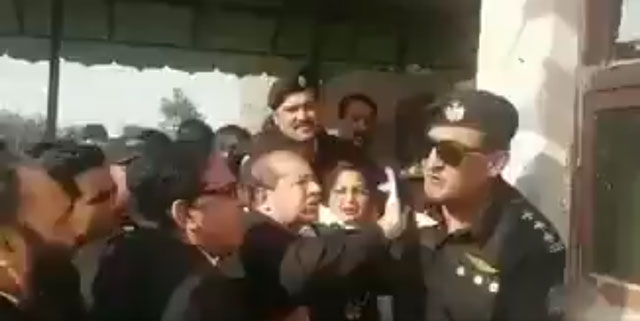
[619, 0, 640, 43]
[0, 55, 273, 136]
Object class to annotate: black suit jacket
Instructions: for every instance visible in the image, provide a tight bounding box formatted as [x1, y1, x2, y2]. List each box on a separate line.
[90, 227, 201, 321]
[0, 295, 29, 321]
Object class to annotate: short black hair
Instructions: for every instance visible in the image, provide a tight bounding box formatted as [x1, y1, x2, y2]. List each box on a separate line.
[177, 119, 213, 145]
[338, 94, 378, 119]
[215, 125, 252, 156]
[126, 141, 208, 228]
[216, 125, 251, 143]
[38, 143, 106, 201]
[0, 149, 20, 225]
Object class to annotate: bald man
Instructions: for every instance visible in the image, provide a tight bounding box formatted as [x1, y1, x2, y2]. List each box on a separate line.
[231, 150, 400, 321]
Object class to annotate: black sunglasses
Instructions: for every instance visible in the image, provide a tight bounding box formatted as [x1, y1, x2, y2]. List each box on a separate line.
[424, 139, 484, 167]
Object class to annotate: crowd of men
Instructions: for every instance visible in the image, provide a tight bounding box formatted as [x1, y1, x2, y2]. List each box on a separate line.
[0, 69, 566, 321]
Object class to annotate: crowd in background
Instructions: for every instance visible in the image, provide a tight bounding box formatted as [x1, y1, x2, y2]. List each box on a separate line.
[0, 68, 565, 321]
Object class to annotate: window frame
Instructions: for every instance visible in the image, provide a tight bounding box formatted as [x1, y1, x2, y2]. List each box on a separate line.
[572, 0, 640, 295]
[582, 0, 640, 65]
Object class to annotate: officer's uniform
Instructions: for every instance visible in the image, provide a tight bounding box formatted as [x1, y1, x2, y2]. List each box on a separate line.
[414, 90, 566, 321]
[420, 179, 565, 321]
[251, 69, 366, 181]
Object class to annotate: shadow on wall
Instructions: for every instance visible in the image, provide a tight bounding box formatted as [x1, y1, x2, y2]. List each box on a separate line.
[510, 0, 579, 243]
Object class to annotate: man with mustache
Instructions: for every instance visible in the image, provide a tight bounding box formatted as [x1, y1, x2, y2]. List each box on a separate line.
[412, 90, 565, 321]
[338, 94, 378, 152]
[237, 150, 402, 321]
[253, 69, 360, 180]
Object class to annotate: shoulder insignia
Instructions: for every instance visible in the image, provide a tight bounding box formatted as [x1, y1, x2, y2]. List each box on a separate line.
[548, 242, 565, 254]
[465, 253, 499, 275]
[533, 221, 547, 230]
[543, 232, 555, 243]
[521, 211, 534, 221]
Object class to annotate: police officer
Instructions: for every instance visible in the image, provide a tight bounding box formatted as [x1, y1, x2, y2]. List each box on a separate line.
[415, 90, 565, 321]
[252, 68, 361, 179]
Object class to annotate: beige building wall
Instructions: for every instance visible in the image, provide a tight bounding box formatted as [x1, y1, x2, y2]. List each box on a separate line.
[476, 0, 580, 244]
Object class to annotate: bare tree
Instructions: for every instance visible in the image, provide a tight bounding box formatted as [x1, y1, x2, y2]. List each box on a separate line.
[159, 88, 203, 134]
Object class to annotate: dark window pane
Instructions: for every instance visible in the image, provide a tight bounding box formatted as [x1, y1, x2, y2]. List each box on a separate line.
[594, 107, 640, 282]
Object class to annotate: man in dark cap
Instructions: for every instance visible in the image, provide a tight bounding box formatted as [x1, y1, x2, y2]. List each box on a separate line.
[411, 89, 565, 321]
[254, 68, 360, 179]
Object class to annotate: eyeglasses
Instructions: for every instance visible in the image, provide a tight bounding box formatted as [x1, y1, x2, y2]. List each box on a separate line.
[189, 184, 238, 209]
[199, 184, 238, 199]
[423, 139, 484, 167]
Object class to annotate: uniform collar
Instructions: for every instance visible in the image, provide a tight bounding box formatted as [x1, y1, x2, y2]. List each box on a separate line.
[429, 177, 514, 246]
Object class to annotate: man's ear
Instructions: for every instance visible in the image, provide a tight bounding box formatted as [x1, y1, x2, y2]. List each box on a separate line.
[254, 187, 272, 214]
[271, 111, 282, 128]
[487, 151, 509, 177]
[170, 200, 191, 230]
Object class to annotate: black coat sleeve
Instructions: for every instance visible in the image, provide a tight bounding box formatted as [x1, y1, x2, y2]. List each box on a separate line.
[90, 238, 146, 321]
[242, 221, 386, 300]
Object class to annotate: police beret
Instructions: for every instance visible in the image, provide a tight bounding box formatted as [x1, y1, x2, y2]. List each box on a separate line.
[429, 90, 519, 150]
[267, 68, 320, 110]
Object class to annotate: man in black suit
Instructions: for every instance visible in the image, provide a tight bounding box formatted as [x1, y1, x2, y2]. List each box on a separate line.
[234, 150, 402, 321]
[91, 141, 244, 321]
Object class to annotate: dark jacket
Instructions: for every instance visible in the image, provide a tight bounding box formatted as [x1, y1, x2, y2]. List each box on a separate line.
[238, 211, 387, 321]
[24, 243, 86, 321]
[160, 258, 249, 321]
[0, 295, 30, 321]
[306, 224, 385, 321]
[90, 226, 202, 321]
[417, 179, 566, 321]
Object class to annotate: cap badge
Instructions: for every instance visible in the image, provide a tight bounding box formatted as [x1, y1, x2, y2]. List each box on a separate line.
[298, 75, 307, 87]
[444, 100, 465, 122]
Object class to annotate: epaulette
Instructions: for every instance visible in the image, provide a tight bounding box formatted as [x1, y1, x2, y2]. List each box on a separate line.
[512, 199, 565, 255]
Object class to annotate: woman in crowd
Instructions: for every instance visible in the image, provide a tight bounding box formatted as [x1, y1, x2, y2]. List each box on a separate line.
[312, 161, 386, 321]
[319, 161, 381, 229]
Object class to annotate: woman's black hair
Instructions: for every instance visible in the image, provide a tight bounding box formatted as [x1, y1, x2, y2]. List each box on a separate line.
[321, 161, 378, 205]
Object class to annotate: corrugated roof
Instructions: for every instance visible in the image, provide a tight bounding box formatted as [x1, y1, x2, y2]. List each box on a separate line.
[0, 0, 479, 76]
